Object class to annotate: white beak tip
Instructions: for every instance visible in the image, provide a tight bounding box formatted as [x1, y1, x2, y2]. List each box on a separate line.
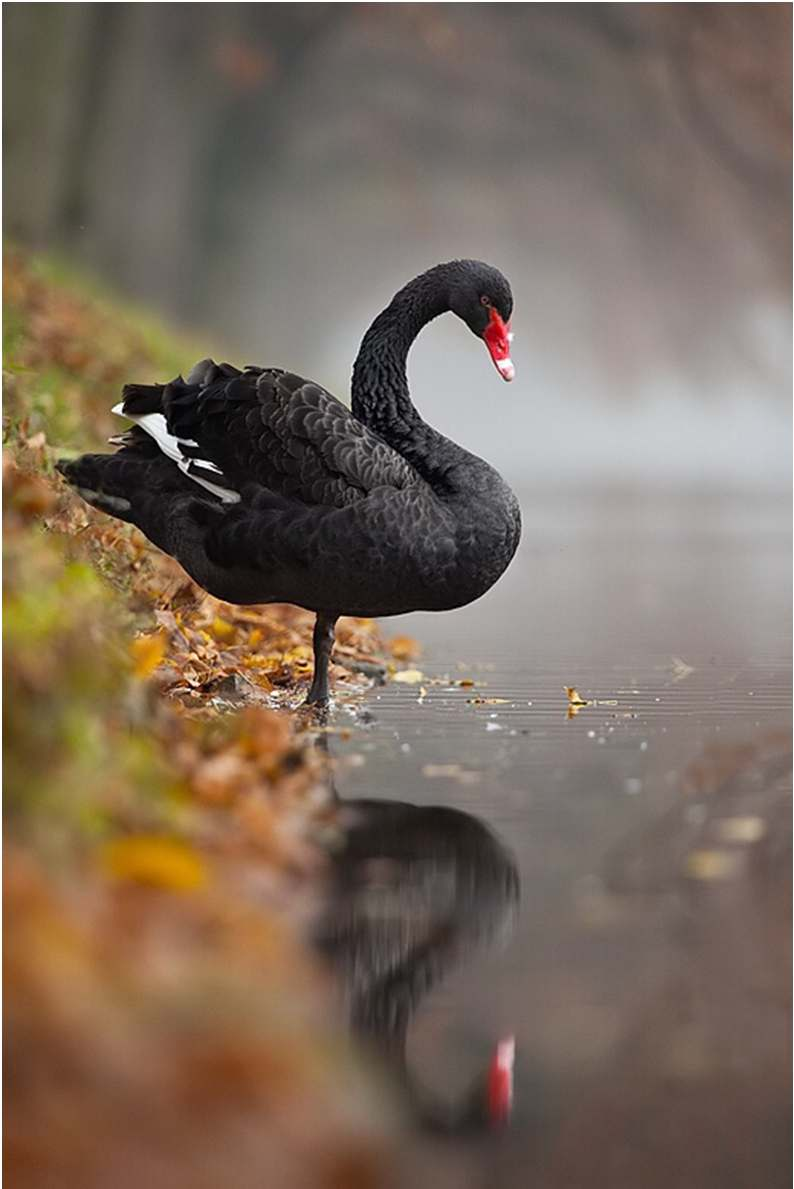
[497, 359, 515, 382]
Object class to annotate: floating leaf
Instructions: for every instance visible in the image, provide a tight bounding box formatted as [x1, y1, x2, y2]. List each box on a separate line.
[422, 763, 481, 784]
[393, 668, 424, 684]
[670, 656, 696, 683]
[685, 849, 743, 881]
[565, 686, 590, 718]
[715, 816, 766, 844]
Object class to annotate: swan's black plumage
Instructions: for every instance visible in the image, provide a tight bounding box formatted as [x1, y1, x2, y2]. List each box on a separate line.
[57, 260, 521, 703]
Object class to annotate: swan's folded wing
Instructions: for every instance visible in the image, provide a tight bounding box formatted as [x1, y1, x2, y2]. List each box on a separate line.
[161, 366, 419, 509]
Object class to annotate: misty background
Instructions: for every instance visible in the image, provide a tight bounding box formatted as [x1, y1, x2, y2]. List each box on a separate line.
[4, 2, 791, 492]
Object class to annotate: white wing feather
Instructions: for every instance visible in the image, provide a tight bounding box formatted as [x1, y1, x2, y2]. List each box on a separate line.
[111, 402, 241, 504]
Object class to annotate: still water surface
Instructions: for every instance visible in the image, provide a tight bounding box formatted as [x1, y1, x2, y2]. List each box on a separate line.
[323, 490, 791, 1187]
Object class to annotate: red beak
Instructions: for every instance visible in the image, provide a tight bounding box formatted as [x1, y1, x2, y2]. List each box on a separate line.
[483, 308, 515, 382]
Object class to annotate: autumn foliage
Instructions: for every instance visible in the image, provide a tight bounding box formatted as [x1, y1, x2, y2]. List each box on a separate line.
[4, 251, 412, 1187]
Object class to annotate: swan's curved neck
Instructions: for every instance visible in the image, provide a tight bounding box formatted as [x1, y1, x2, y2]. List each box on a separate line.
[351, 267, 451, 448]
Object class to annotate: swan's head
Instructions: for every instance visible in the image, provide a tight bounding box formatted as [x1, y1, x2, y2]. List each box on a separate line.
[448, 260, 515, 382]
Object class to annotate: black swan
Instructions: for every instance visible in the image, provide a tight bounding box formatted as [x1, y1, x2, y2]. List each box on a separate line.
[316, 794, 519, 1132]
[57, 260, 520, 704]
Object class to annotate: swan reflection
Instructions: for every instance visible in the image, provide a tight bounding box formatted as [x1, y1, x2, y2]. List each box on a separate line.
[315, 784, 520, 1133]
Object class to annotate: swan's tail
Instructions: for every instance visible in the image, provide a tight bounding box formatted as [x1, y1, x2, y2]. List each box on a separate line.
[56, 449, 146, 521]
[117, 382, 166, 416]
[57, 358, 248, 558]
[55, 437, 221, 543]
[114, 361, 241, 505]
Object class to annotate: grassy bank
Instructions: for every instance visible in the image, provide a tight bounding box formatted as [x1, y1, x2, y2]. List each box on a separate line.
[4, 250, 411, 1187]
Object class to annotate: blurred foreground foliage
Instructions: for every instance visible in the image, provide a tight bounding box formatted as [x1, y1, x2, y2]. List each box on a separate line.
[4, 251, 402, 1187]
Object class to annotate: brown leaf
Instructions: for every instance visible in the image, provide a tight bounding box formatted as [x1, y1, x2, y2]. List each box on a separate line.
[389, 634, 422, 661]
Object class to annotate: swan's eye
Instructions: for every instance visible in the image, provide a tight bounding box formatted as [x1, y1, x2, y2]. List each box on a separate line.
[480, 295, 492, 307]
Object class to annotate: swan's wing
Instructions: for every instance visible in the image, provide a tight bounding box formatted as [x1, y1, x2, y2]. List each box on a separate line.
[119, 360, 419, 510]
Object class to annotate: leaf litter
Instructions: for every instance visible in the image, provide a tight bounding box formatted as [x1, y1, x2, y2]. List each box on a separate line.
[5, 249, 402, 1184]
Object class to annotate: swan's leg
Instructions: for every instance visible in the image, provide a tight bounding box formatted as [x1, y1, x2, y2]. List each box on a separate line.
[306, 612, 339, 705]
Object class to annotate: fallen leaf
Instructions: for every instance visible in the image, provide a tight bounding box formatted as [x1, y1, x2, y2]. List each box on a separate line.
[191, 751, 250, 805]
[130, 630, 168, 679]
[210, 616, 237, 644]
[390, 634, 422, 662]
[6, 466, 57, 518]
[101, 835, 206, 890]
[283, 644, 313, 665]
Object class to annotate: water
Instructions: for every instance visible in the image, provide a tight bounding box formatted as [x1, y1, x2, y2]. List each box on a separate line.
[322, 488, 791, 1187]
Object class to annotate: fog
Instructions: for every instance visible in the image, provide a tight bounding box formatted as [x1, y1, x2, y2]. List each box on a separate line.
[5, 3, 791, 491]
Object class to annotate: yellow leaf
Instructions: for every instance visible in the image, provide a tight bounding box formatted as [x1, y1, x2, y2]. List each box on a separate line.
[101, 835, 206, 891]
[242, 655, 280, 672]
[210, 616, 236, 644]
[284, 644, 312, 663]
[130, 630, 168, 678]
